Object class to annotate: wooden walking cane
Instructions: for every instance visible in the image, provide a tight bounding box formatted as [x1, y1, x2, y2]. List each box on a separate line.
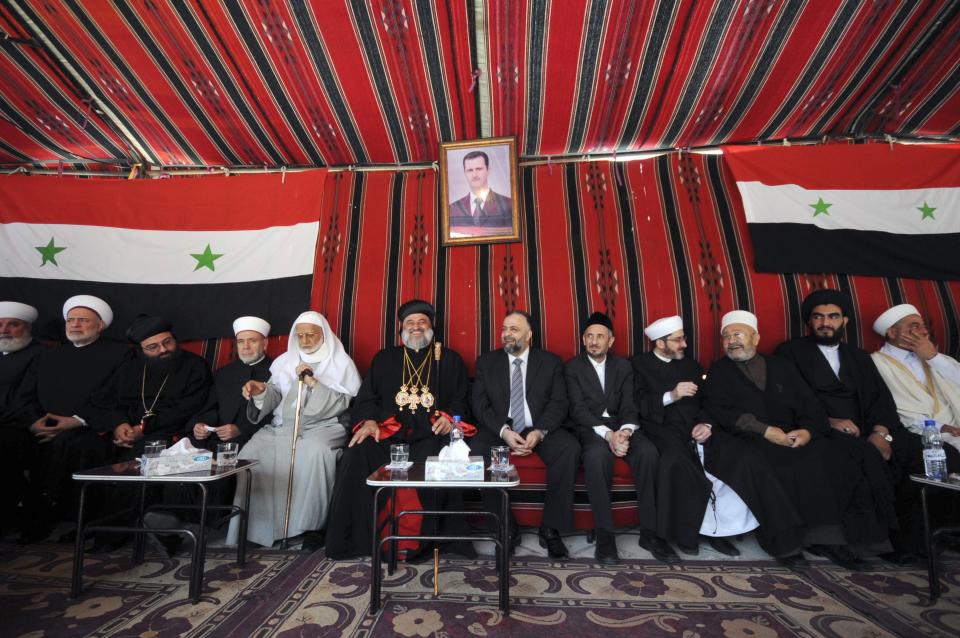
[280, 369, 312, 550]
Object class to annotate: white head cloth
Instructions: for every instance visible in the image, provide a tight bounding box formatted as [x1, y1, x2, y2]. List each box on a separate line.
[644, 315, 682, 341]
[721, 310, 758, 331]
[62, 295, 113, 328]
[0, 301, 38, 323]
[233, 315, 270, 337]
[873, 304, 920, 336]
[270, 311, 361, 398]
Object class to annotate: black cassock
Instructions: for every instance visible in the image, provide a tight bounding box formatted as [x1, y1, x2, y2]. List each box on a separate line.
[776, 337, 952, 552]
[187, 356, 273, 450]
[325, 344, 468, 559]
[16, 339, 130, 513]
[704, 354, 895, 547]
[0, 340, 45, 520]
[165, 356, 273, 514]
[633, 352, 804, 556]
[88, 349, 212, 457]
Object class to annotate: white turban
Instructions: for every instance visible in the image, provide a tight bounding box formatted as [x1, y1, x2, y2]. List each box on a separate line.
[0, 301, 38, 323]
[63, 295, 113, 328]
[644, 315, 683, 341]
[873, 304, 920, 336]
[269, 311, 361, 399]
[721, 310, 758, 331]
[232, 316, 270, 337]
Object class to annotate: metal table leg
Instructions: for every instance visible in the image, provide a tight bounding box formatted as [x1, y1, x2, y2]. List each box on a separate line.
[388, 487, 398, 575]
[189, 483, 209, 603]
[499, 487, 511, 616]
[132, 483, 147, 564]
[370, 486, 386, 615]
[70, 482, 89, 598]
[921, 486, 940, 602]
[237, 468, 252, 567]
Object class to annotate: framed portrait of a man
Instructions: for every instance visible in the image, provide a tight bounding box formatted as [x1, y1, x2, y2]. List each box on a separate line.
[440, 136, 520, 246]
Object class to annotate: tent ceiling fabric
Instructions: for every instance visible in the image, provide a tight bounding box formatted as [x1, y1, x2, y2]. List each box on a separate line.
[0, 0, 958, 170]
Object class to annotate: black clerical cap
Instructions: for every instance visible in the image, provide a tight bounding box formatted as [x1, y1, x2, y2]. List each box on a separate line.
[581, 311, 613, 335]
[126, 314, 173, 343]
[397, 299, 435, 323]
[801, 289, 852, 320]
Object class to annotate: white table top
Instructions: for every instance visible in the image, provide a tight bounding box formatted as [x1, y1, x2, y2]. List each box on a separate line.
[910, 474, 960, 491]
[73, 459, 258, 483]
[366, 463, 519, 488]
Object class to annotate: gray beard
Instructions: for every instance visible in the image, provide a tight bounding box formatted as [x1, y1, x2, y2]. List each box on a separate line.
[239, 352, 265, 365]
[503, 340, 525, 356]
[726, 347, 755, 362]
[0, 335, 30, 353]
[402, 328, 434, 351]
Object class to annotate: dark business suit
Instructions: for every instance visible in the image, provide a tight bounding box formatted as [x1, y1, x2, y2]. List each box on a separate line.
[565, 353, 659, 532]
[449, 190, 513, 228]
[470, 347, 579, 531]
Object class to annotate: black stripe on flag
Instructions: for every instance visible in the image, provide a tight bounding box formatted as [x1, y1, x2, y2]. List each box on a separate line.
[0, 276, 312, 342]
[748, 223, 960, 281]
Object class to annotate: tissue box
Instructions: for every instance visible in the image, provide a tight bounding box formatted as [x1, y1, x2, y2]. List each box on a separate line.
[142, 452, 213, 476]
[424, 455, 484, 481]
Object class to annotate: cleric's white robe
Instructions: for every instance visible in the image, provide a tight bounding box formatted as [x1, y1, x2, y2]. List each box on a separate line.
[227, 376, 349, 547]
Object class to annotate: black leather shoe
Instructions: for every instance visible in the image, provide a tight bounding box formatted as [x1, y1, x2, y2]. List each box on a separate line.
[594, 530, 620, 565]
[677, 541, 700, 556]
[707, 536, 740, 557]
[538, 526, 569, 559]
[879, 550, 919, 566]
[638, 530, 680, 564]
[807, 544, 867, 571]
[776, 552, 810, 569]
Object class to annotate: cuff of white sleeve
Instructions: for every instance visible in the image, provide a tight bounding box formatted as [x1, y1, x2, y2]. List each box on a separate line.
[662, 391, 675, 406]
[593, 425, 612, 439]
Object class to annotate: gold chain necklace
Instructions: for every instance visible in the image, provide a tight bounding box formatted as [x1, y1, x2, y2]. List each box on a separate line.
[395, 348, 434, 412]
[141, 365, 170, 425]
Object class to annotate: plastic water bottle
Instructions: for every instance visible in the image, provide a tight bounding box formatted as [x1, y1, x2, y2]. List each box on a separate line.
[450, 415, 464, 444]
[922, 419, 948, 480]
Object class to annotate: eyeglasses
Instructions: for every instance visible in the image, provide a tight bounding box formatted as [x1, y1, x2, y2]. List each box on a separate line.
[295, 332, 322, 340]
[142, 336, 175, 353]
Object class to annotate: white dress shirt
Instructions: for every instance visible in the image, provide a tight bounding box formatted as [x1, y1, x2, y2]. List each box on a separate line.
[817, 343, 841, 378]
[590, 355, 638, 439]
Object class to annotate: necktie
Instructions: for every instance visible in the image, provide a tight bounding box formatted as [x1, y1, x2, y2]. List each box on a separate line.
[510, 358, 526, 432]
[473, 198, 483, 225]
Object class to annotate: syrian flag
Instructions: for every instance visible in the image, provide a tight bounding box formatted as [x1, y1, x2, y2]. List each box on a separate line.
[724, 143, 960, 280]
[0, 171, 325, 340]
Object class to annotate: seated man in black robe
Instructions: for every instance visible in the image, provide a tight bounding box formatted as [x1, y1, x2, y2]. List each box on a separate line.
[704, 310, 893, 570]
[634, 314, 805, 565]
[148, 316, 274, 555]
[566, 312, 672, 565]
[16, 295, 129, 543]
[471, 310, 578, 559]
[326, 300, 469, 560]
[0, 301, 44, 537]
[776, 289, 954, 560]
[86, 315, 211, 551]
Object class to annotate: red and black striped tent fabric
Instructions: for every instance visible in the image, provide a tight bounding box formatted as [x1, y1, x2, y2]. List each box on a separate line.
[0, 1, 957, 169]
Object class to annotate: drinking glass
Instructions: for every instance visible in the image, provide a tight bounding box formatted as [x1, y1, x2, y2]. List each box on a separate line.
[491, 446, 510, 470]
[217, 441, 239, 467]
[390, 443, 409, 467]
[143, 439, 166, 458]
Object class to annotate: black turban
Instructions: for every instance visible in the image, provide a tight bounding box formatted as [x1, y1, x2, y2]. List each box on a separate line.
[801, 289, 852, 320]
[397, 299, 435, 323]
[126, 314, 173, 343]
[581, 311, 613, 335]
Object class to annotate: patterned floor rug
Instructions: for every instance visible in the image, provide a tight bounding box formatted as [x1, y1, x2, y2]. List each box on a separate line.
[2, 541, 959, 638]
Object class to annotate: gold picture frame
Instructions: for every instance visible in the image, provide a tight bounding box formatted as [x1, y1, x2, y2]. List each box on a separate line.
[440, 136, 520, 246]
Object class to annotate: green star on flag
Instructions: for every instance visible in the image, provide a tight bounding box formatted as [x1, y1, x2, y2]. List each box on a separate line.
[35, 237, 66, 266]
[810, 197, 832, 217]
[918, 201, 936, 220]
[191, 244, 224, 271]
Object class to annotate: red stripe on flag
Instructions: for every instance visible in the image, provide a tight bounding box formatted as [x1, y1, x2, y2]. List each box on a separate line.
[723, 143, 960, 190]
[0, 171, 327, 229]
